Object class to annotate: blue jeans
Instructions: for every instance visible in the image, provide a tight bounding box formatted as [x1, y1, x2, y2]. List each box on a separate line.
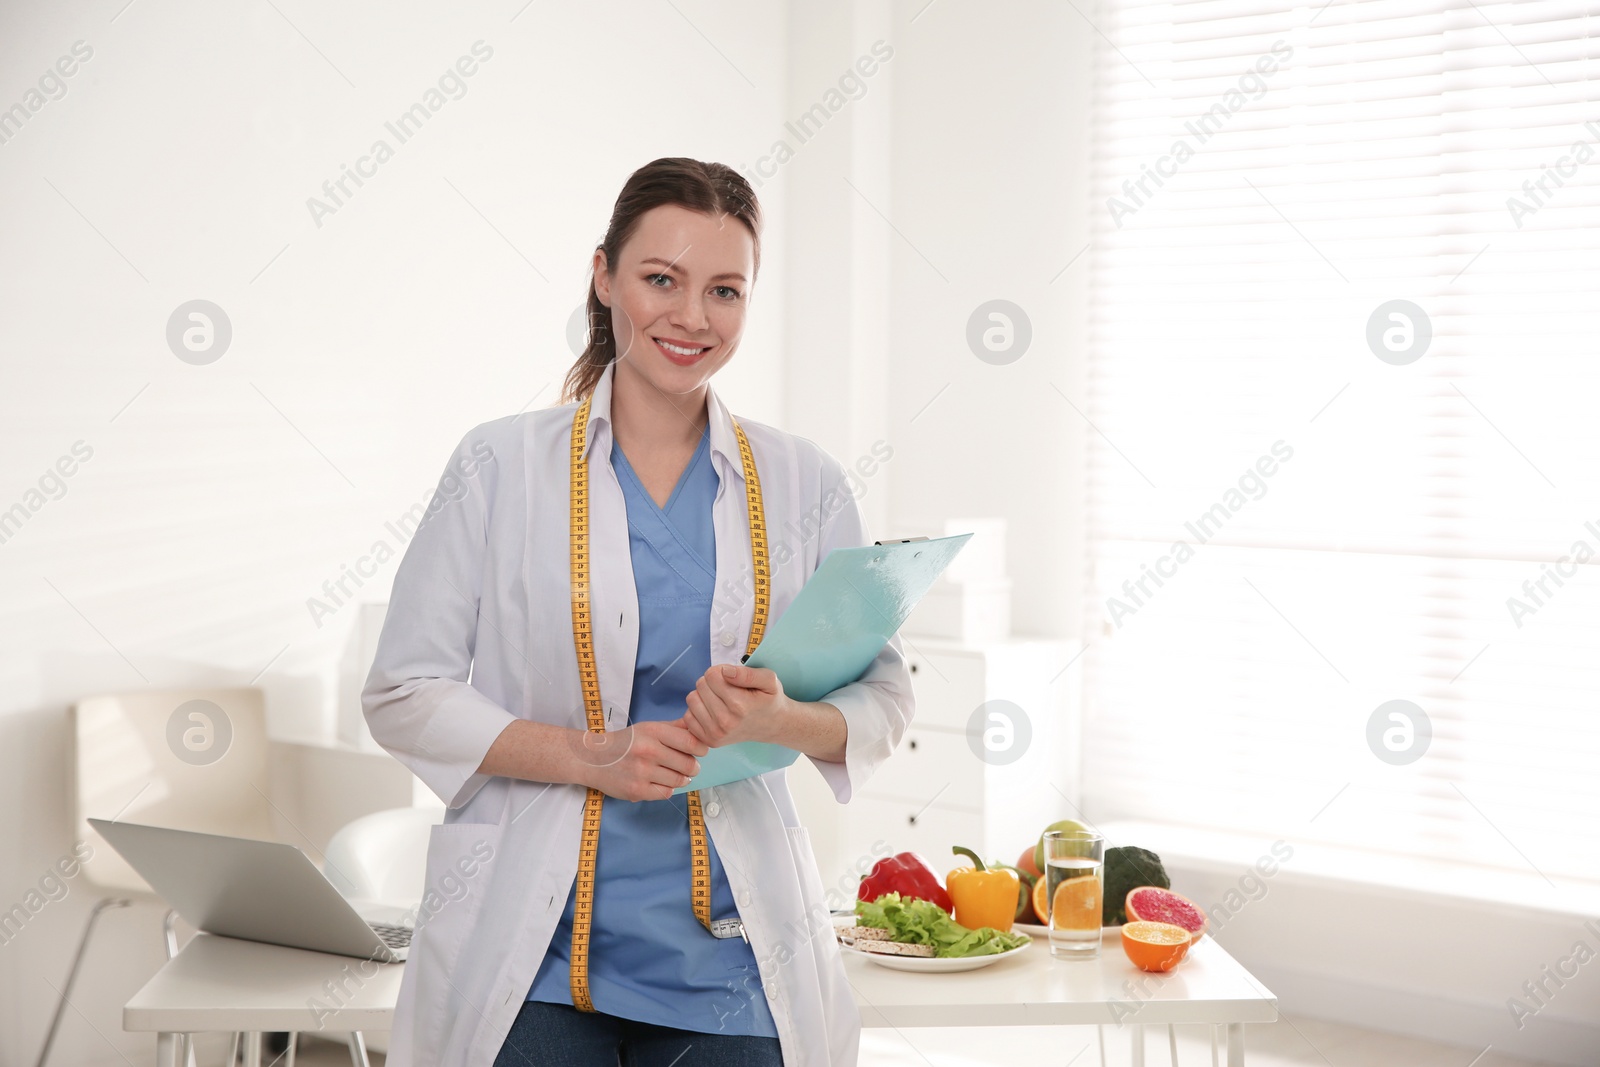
[492, 1000, 784, 1067]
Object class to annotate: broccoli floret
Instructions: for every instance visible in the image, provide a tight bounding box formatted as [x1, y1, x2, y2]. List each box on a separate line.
[1102, 846, 1170, 925]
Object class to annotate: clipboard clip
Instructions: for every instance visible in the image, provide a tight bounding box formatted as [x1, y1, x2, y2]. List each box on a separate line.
[738, 535, 937, 666]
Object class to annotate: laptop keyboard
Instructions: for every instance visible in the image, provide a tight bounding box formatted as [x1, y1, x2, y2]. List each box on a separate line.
[369, 922, 413, 949]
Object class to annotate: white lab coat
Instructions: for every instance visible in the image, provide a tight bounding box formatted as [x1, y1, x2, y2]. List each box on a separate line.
[362, 360, 914, 1067]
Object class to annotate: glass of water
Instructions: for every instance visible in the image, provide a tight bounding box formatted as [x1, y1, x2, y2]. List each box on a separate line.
[1043, 830, 1104, 960]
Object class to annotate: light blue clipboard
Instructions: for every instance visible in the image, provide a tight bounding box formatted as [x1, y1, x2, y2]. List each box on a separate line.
[672, 532, 973, 794]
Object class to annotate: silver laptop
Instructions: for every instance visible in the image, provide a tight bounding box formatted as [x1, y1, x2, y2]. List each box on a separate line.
[88, 818, 411, 962]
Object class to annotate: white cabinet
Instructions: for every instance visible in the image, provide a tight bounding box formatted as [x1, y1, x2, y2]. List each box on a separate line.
[833, 635, 1082, 886]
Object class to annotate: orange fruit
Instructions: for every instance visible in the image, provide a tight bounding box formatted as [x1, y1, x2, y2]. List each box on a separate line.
[1031, 872, 1051, 922]
[1015, 846, 1043, 881]
[1120, 920, 1192, 972]
[1051, 877, 1102, 931]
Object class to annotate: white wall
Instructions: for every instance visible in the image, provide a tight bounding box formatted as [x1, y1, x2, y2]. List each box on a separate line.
[0, 2, 795, 1063]
[883, 0, 1094, 644]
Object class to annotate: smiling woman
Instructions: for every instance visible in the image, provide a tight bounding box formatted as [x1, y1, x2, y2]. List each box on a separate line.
[568, 163, 760, 395]
[363, 157, 908, 1067]
[505, 164, 790, 1061]
[587, 197, 757, 507]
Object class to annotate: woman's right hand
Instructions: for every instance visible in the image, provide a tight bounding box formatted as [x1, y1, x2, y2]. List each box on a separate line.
[573, 720, 710, 802]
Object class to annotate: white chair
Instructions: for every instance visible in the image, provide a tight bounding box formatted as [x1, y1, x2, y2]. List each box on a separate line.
[47, 687, 277, 1067]
[323, 806, 442, 902]
[283, 805, 443, 1067]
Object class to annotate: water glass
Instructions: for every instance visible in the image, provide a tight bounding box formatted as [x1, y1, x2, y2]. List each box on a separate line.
[1043, 830, 1104, 960]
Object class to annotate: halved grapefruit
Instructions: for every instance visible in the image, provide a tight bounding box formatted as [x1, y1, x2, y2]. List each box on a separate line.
[1125, 886, 1208, 940]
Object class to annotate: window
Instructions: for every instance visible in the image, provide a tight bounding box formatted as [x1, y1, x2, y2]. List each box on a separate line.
[1082, 0, 1600, 887]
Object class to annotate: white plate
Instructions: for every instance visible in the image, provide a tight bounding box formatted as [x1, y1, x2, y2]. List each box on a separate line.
[833, 920, 1033, 973]
[1014, 921, 1112, 938]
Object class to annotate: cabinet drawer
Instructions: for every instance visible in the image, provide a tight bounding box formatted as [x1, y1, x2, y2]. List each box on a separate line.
[864, 727, 984, 810]
[904, 645, 988, 732]
[838, 794, 985, 881]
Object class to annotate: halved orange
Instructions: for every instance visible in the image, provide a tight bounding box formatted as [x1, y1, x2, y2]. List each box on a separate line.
[1120, 920, 1192, 972]
[1031, 873, 1051, 923]
[1051, 877, 1102, 932]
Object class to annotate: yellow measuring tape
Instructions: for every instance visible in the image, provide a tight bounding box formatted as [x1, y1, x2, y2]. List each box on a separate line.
[567, 392, 769, 1013]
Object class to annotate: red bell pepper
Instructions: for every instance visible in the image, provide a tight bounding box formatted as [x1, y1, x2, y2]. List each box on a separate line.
[857, 851, 953, 914]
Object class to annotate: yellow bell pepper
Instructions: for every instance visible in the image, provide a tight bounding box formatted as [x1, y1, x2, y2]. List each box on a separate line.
[946, 846, 1019, 933]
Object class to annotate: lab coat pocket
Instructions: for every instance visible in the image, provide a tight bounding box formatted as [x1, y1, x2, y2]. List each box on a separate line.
[407, 820, 504, 1067]
[785, 825, 846, 969]
[783, 826, 831, 927]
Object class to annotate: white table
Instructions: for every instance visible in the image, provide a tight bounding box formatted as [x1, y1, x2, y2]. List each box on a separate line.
[125, 928, 1275, 1067]
[123, 933, 402, 1067]
[838, 926, 1277, 1066]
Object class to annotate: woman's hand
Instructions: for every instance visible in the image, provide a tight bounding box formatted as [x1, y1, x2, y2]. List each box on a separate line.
[571, 720, 709, 802]
[679, 663, 789, 749]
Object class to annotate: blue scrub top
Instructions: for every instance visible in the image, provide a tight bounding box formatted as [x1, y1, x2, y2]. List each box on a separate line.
[526, 425, 779, 1039]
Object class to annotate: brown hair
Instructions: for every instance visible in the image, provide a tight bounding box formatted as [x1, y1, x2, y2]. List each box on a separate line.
[559, 157, 763, 405]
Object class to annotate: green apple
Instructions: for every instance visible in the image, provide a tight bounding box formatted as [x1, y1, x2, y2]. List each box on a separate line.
[1034, 818, 1092, 872]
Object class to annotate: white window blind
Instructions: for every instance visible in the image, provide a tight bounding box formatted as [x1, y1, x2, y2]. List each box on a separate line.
[1083, 0, 1600, 887]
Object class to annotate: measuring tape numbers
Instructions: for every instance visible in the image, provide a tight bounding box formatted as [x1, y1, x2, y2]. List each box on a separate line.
[566, 393, 769, 1011]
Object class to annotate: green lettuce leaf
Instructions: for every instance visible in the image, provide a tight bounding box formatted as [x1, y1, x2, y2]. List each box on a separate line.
[853, 892, 1030, 958]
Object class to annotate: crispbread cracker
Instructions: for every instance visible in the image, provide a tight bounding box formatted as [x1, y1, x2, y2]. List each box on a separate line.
[854, 939, 935, 958]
